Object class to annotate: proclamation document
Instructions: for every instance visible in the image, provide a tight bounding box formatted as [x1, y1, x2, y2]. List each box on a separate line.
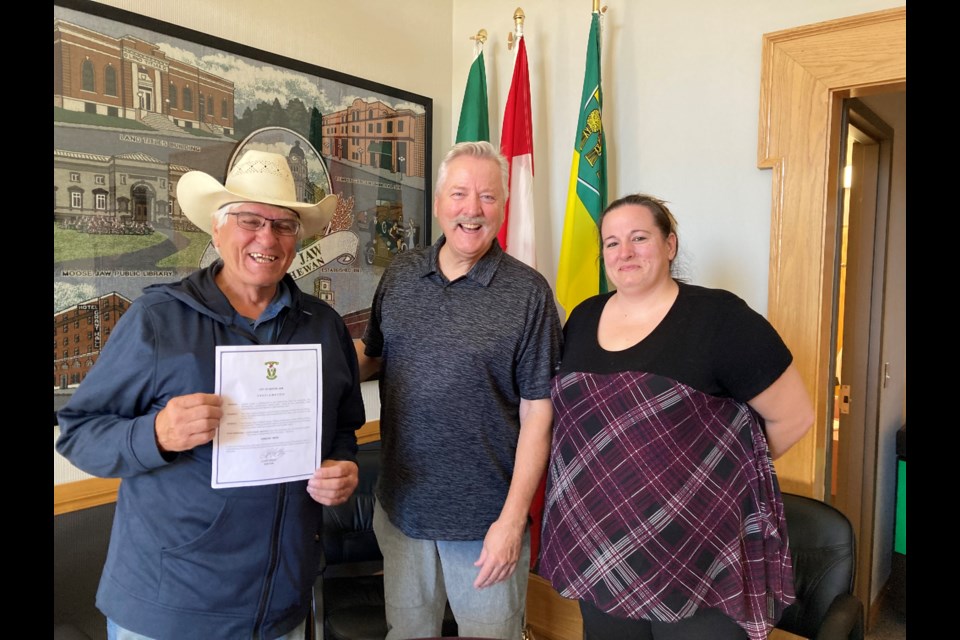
[212, 344, 322, 488]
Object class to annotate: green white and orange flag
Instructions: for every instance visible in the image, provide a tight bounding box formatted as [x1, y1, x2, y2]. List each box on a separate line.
[456, 48, 490, 143]
[556, 11, 607, 317]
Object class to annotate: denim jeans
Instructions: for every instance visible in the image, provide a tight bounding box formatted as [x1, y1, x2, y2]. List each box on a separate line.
[373, 500, 530, 640]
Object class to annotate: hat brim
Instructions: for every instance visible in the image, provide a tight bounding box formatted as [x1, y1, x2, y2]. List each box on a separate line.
[177, 170, 336, 237]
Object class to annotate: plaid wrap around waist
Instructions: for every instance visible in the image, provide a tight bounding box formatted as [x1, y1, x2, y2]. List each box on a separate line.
[539, 370, 794, 640]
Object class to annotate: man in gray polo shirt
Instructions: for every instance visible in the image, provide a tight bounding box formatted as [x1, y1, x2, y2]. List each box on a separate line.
[357, 141, 561, 639]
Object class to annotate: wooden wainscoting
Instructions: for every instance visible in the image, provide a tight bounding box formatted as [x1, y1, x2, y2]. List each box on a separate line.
[769, 629, 804, 640]
[525, 576, 808, 640]
[357, 419, 380, 444]
[526, 573, 582, 640]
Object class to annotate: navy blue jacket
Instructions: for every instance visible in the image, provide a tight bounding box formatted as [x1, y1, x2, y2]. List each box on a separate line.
[56, 262, 364, 640]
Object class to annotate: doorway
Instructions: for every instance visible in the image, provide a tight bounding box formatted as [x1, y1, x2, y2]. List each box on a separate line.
[132, 184, 153, 223]
[397, 141, 408, 175]
[756, 7, 905, 623]
[826, 99, 894, 608]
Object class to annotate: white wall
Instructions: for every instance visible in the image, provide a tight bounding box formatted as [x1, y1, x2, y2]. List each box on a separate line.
[452, 0, 904, 315]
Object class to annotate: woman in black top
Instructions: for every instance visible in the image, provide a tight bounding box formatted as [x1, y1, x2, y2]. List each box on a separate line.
[539, 194, 814, 640]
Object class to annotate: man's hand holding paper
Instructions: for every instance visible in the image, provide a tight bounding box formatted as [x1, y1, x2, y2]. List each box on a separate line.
[155, 393, 223, 453]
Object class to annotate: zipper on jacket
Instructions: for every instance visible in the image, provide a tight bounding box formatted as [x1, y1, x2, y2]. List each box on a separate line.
[253, 484, 287, 639]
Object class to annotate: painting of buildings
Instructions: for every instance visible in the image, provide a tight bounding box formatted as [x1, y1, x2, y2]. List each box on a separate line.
[53, 2, 431, 401]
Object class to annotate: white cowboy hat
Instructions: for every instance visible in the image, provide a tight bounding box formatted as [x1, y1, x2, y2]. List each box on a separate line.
[177, 149, 336, 237]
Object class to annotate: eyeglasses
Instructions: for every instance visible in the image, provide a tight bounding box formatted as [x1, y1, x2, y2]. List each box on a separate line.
[227, 211, 300, 236]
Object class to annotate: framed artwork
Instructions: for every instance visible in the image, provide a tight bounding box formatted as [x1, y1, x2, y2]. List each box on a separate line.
[53, 0, 432, 410]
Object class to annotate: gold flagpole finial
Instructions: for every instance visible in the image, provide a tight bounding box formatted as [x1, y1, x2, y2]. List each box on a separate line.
[508, 7, 525, 50]
[470, 28, 488, 45]
[514, 7, 526, 30]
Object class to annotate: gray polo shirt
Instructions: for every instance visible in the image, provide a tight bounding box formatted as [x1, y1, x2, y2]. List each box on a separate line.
[363, 237, 562, 540]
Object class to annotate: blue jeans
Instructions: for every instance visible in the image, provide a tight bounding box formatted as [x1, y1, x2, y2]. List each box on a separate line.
[373, 500, 530, 640]
[107, 617, 306, 640]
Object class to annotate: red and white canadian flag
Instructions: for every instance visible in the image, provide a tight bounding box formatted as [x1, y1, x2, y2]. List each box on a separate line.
[500, 34, 545, 569]
[498, 35, 536, 267]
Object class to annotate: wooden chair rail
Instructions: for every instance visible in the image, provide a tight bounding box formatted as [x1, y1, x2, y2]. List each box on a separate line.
[53, 421, 382, 515]
[54, 477, 121, 516]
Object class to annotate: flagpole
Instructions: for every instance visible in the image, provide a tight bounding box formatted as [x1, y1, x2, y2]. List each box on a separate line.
[499, 9, 542, 565]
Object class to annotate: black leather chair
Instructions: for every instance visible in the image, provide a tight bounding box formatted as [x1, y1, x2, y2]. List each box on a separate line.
[776, 493, 864, 640]
[54, 501, 115, 640]
[312, 442, 457, 640]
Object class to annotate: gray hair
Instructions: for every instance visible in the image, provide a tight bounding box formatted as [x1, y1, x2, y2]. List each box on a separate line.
[434, 141, 510, 202]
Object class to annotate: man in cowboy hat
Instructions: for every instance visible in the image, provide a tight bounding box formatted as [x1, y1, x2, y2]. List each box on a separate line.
[56, 150, 365, 640]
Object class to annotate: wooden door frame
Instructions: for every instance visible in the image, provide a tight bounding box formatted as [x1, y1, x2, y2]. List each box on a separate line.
[756, 7, 905, 496]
